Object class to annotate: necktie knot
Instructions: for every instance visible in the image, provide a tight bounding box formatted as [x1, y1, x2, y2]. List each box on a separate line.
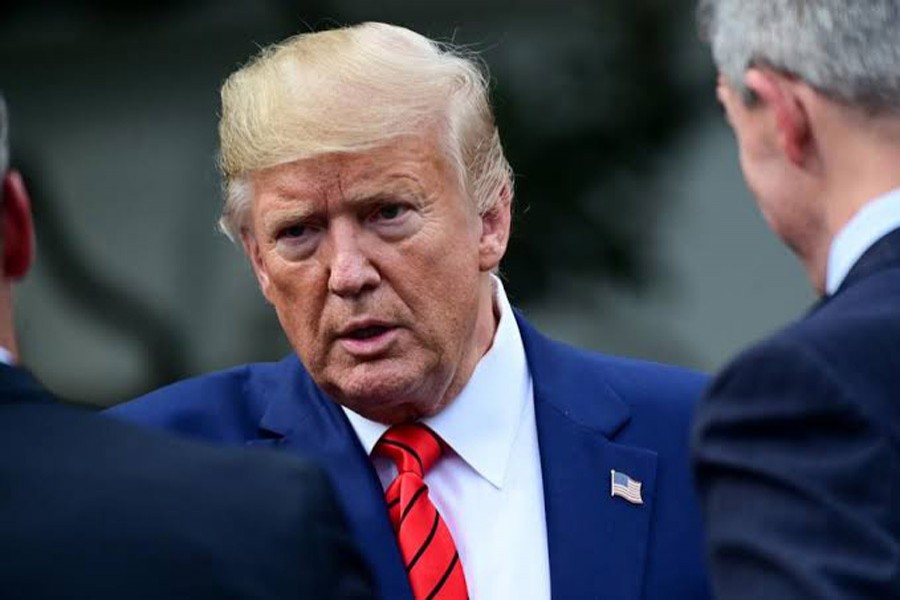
[374, 423, 444, 477]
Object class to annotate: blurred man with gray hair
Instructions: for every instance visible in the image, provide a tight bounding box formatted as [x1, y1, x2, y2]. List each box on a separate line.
[693, 1, 900, 598]
[113, 22, 711, 600]
[0, 92, 373, 600]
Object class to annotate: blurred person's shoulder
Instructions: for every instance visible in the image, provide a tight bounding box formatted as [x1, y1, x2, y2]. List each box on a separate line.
[0, 387, 364, 599]
[3, 391, 334, 515]
[705, 265, 900, 428]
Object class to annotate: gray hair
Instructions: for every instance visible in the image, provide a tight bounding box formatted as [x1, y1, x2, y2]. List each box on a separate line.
[699, 0, 900, 113]
[217, 22, 513, 240]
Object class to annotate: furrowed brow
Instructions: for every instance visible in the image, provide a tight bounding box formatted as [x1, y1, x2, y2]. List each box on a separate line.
[343, 176, 426, 206]
[261, 206, 318, 233]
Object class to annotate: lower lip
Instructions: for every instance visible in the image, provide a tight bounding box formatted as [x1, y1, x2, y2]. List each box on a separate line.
[338, 327, 400, 357]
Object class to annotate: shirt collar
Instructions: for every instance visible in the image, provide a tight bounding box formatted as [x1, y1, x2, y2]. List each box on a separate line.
[342, 275, 531, 489]
[826, 187, 900, 295]
[0, 346, 15, 366]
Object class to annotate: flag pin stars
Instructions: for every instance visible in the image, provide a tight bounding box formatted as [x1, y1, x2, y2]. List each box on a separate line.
[610, 470, 643, 505]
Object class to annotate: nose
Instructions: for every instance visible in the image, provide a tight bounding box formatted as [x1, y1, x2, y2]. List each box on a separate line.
[327, 221, 380, 297]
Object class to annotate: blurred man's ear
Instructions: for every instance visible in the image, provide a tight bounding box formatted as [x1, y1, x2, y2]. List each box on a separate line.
[1, 170, 35, 281]
[745, 68, 811, 165]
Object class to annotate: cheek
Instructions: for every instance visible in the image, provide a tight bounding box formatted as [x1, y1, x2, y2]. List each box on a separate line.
[405, 246, 482, 347]
[738, 151, 761, 193]
[737, 138, 774, 197]
[263, 260, 299, 310]
[265, 262, 327, 349]
[400, 224, 479, 295]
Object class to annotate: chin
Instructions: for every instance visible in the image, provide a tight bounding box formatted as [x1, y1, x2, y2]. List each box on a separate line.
[358, 403, 431, 425]
[325, 363, 444, 424]
[338, 392, 435, 425]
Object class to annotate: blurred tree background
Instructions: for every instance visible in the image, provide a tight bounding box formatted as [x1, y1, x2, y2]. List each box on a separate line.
[0, 0, 812, 405]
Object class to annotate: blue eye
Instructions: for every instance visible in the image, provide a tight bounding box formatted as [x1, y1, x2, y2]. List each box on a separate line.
[376, 204, 406, 220]
[280, 224, 306, 239]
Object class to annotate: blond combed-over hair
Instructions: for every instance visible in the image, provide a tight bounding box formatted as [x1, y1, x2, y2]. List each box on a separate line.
[218, 22, 513, 240]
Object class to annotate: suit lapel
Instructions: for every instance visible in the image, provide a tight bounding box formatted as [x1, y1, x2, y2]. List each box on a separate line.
[248, 356, 412, 600]
[518, 315, 658, 600]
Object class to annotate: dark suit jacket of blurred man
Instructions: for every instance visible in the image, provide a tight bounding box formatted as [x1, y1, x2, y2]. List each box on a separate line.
[0, 363, 374, 600]
[693, 228, 900, 597]
[111, 314, 711, 600]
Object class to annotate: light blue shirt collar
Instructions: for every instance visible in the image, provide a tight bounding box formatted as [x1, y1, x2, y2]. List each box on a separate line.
[0, 346, 15, 366]
[826, 187, 900, 295]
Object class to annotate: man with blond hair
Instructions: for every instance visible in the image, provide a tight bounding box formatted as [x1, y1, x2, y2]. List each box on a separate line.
[693, 1, 900, 598]
[113, 23, 710, 600]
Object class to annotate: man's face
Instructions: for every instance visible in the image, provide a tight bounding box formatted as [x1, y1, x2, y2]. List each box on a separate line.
[243, 134, 508, 424]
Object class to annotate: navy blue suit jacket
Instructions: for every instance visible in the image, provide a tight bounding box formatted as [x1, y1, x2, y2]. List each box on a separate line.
[112, 314, 711, 600]
[0, 364, 373, 599]
[693, 228, 900, 598]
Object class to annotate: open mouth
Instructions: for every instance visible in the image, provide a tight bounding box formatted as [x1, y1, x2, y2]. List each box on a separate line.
[337, 322, 399, 356]
[345, 325, 391, 340]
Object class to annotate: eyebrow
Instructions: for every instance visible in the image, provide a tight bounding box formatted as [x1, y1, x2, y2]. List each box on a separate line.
[261, 206, 318, 233]
[259, 172, 431, 232]
[342, 174, 429, 205]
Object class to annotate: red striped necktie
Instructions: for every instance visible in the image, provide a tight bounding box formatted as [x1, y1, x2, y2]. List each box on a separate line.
[374, 424, 469, 600]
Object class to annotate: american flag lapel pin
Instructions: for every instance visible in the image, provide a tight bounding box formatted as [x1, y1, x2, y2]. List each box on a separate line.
[610, 470, 643, 505]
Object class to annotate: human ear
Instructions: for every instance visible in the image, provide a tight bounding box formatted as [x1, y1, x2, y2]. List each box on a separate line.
[1, 171, 35, 280]
[478, 182, 512, 272]
[745, 68, 811, 165]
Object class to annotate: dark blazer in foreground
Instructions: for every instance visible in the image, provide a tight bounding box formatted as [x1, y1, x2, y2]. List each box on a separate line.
[111, 313, 711, 600]
[693, 227, 900, 598]
[0, 364, 373, 600]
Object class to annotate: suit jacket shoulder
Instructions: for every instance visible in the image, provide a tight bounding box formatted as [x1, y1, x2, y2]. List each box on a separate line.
[1, 366, 372, 599]
[516, 313, 708, 446]
[109, 357, 297, 442]
[708, 260, 900, 426]
[693, 237, 900, 599]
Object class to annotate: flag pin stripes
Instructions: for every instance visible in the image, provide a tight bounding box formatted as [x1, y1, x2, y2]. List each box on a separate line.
[610, 470, 643, 505]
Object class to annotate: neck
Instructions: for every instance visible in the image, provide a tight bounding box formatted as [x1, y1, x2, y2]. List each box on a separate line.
[798, 248, 829, 296]
[432, 274, 498, 415]
[799, 118, 900, 294]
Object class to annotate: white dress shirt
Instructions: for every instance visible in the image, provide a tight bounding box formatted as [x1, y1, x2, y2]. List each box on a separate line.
[343, 277, 551, 600]
[826, 187, 900, 295]
[0, 346, 14, 366]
